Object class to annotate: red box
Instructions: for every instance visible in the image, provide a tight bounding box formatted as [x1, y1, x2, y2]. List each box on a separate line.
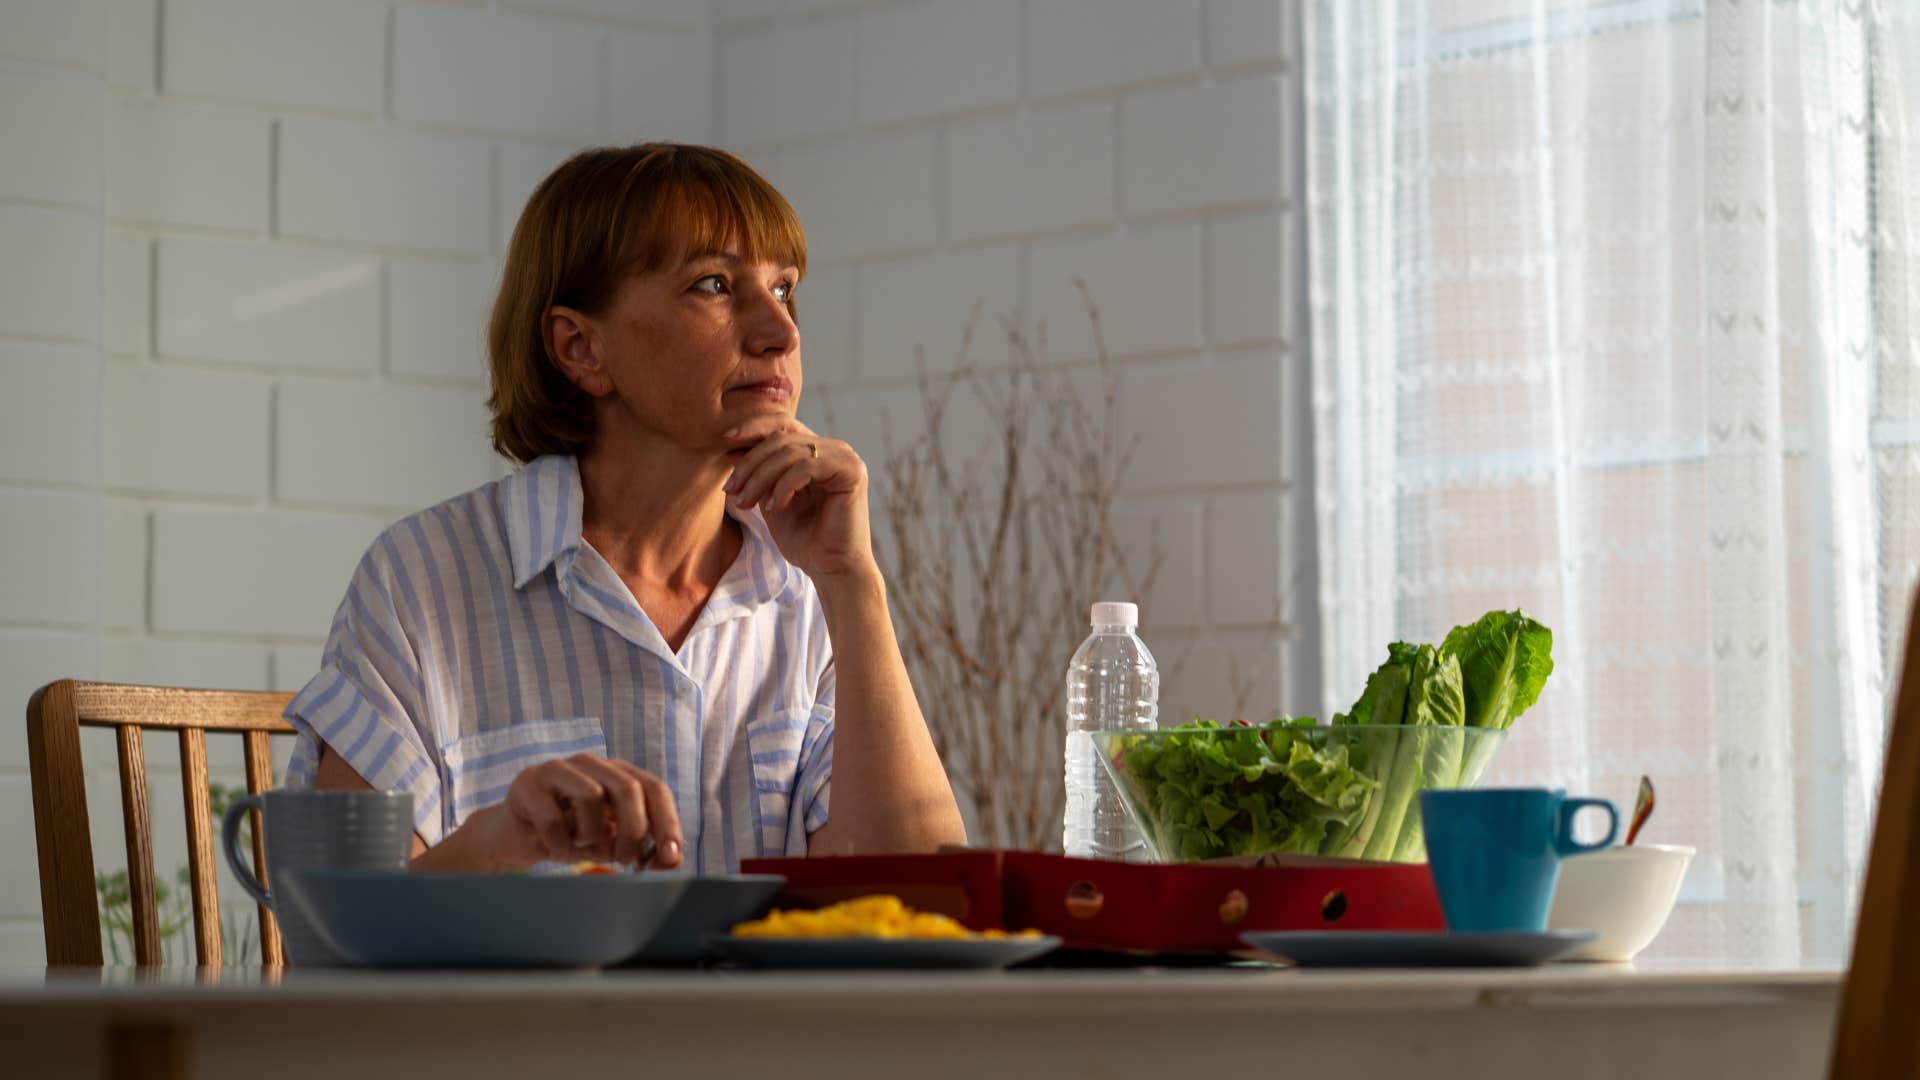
[738, 850, 1444, 953]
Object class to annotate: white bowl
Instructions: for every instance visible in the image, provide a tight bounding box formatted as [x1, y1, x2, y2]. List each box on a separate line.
[1546, 843, 1695, 962]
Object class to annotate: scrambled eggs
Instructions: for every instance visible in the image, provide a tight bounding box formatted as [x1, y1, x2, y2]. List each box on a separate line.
[564, 860, 621, 876]
[731, 894, 1042, 940]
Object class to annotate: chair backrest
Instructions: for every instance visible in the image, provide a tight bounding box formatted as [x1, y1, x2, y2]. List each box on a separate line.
[1830, 589, 1920, 1078]
[26, 679, 296, 967]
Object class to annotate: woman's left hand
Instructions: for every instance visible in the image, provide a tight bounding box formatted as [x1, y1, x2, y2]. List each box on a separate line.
[722, 417, 876, 582]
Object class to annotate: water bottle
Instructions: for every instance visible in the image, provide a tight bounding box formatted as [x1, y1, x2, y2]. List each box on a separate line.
[1063, 601, 1160, 859]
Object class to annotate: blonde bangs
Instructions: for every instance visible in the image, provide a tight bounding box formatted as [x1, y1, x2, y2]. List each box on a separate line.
[616, 159, 808, 281]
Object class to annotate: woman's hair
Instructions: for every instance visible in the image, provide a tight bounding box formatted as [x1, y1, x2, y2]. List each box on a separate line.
[486, 143, 807, 464]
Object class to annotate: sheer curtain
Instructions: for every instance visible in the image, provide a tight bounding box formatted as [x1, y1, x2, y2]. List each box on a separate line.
[1303, 0, 1920, 964]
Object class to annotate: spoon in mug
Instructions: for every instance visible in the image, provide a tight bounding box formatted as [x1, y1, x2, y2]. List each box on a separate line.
[1624, 775, 1655, 846]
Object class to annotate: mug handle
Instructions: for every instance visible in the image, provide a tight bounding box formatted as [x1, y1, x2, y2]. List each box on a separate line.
[221, 794, 274, 909]
[1555, 797, 1620, 856]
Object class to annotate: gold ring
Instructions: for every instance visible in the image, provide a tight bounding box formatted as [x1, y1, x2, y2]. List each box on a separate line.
[809, 443, 819, 459]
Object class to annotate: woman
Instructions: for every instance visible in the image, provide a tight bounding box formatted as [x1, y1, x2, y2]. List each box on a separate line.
[283, 143, 967, 873]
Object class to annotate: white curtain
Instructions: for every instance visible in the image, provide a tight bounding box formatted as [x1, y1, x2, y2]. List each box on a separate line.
[1304, 0, 1920, 964]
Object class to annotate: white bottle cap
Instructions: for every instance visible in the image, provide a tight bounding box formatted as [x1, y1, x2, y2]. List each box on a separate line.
[1090, 601, 1138, 627]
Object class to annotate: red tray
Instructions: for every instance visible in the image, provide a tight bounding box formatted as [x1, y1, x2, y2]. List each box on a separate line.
[738, 850, 1444, 953]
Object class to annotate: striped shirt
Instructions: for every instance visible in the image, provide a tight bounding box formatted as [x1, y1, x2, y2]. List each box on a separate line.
[281, 453, 835, 872]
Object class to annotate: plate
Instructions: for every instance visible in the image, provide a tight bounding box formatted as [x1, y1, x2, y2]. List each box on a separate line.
[709, 934, 1062, 970]
[619, 873, 786, 965]
[1241, 929, 1597, 968]
[284, 868, 688, 969]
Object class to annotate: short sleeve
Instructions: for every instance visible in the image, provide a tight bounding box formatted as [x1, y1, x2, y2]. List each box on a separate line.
[792, 658, 835, 837]
[281, 546, 447, 844]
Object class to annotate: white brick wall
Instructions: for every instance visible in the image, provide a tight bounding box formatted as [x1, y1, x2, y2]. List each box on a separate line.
[795, 265, 854, 385]
[0, 0, 717, 964]
[0, 490, 105, 627]
[156, 238, 381, 370]
[393, 6, 601, 138]
[108, 99, 272, 231]
[278, 117, 492, 253]
[107, 0, 156, 93]
[1121, 76, 1291, 215]
[608, 28, 714, 143]
[0, 207, 102, 343]
[276, 379, 495, 511]
[718, 19, 854, 147]
[1027, 223, 1203, 361]
[103, 231, 150, 354]
[0, 0, 109, 70]
[856, 246, 1021, 376]
[944, 102, 1115, 244]
[1027, 0, 1203, 101]
[856, 0, 1021, 126]
[0, 346, 100, 487]
[717, 0, 1307, 744]
[0, 67, 106, 207]
[161, 0, 387, 114]
[389, 258, 499, 380]
[102, 364, 271, 498]
[150, 508, 386, 637]
[773, 132, 938, 260]
[1205, 0, 1296, 72]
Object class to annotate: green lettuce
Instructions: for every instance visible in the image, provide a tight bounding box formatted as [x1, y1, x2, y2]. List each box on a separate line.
[1442, 609, 1555, 804]
[1103, 608, 1555, 863]
[1112, 718, 1378, 861]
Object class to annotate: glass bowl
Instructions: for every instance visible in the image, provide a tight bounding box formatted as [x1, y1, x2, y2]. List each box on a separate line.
[1092, 721, 1507, 863]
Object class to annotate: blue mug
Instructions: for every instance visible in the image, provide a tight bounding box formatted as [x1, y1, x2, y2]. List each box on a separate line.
[1419, 787, 1618, 933]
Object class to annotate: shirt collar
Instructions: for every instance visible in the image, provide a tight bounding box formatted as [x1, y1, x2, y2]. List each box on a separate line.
[504, 454, 799, 608]
[505, 455, 582, 590]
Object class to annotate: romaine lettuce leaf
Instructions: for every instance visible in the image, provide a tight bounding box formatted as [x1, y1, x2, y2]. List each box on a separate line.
[1439, 609, 1554, 730]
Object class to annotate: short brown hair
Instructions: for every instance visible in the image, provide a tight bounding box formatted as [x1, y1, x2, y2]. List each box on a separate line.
[486, 143, 807, 464]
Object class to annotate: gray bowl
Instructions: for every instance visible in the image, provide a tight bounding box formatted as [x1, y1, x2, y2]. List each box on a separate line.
[285, 868, 689, 969]
[621, 873, 786, 965]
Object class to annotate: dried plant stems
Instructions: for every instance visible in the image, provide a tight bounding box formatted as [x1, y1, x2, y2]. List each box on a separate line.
[873, 284, 1163, 850]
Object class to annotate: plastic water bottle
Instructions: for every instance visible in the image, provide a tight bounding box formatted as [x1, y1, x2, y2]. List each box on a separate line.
[1063, 601, 1160, 860]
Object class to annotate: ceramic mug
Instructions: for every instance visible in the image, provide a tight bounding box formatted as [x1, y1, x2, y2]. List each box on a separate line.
[1419, 787, 1618, 933]
[221, 789, 413, 965]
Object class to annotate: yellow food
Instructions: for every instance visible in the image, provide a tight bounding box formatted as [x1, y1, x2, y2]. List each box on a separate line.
[731, 894, 1042, 940]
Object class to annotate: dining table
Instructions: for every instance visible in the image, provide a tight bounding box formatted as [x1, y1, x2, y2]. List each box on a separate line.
[0, 960, 1839, 1080]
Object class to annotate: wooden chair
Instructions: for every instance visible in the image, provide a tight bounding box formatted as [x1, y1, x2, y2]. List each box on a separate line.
[26, 679, 296, 967]
[1830, 588, 1920, 1078]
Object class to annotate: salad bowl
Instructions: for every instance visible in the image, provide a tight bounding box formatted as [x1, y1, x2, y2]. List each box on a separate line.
[1095, 721, 1506, 863]
[1097, 609, 1553, 864]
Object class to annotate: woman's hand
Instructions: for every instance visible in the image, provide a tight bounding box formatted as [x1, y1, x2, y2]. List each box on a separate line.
[453, 754, 684, 873]
[723, 417, 876, 582]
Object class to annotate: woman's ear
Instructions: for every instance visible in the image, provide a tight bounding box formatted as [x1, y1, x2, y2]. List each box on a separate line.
[544, 305, 613, 397]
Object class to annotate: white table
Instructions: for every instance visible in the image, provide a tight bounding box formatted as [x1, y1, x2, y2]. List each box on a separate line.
[0, 963, 1840, 1080]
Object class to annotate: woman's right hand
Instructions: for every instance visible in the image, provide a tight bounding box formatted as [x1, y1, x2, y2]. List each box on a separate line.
[453, 754, 685, 872]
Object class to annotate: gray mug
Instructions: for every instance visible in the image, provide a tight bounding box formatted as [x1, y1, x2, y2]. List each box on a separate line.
[221, 790, 413, 966]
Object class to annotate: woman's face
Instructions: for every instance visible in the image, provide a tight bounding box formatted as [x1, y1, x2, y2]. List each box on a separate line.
[566, 247, 802, 454]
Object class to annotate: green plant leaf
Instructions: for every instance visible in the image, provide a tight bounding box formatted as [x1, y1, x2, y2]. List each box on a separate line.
[1439, 609, 1555, 730]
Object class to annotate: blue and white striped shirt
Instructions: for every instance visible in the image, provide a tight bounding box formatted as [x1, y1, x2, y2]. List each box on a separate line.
[281, 454, 835, 872]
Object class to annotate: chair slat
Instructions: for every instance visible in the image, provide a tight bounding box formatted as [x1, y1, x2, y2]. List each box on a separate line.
[115, 726, 162, 966]
[178, 728, 222, 968]
[25, 681, 103, 965]
[243, 730, 284, 966]
[73, 685, 298, 732]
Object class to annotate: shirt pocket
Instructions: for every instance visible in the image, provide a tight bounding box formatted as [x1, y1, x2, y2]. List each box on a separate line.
[745, 709, 811, 854]
[442, 718, 607, 828]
